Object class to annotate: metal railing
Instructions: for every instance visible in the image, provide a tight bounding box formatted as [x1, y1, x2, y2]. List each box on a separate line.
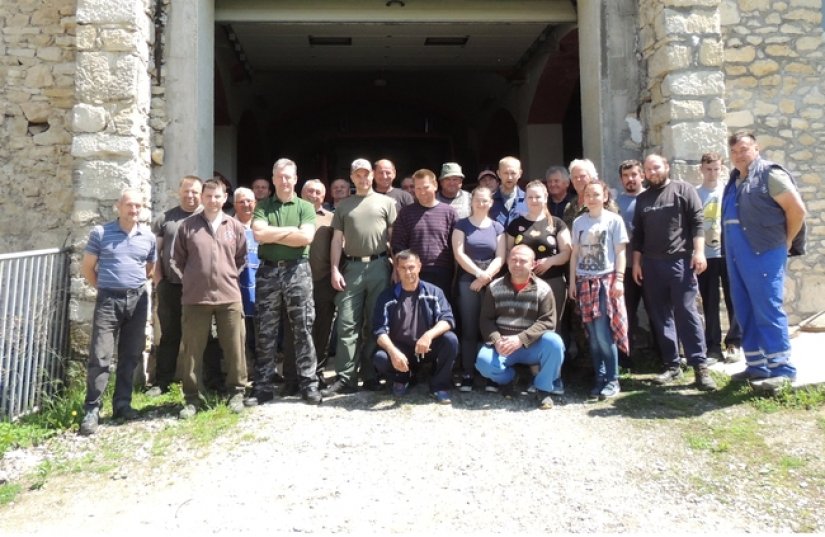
[0, 248, 71, 420]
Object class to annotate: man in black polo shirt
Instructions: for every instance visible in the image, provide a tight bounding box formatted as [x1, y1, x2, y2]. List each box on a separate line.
[246, 158, 320, 405]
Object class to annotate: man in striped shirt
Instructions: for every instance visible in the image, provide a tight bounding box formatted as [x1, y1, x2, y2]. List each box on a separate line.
[79, 189, 156, 435]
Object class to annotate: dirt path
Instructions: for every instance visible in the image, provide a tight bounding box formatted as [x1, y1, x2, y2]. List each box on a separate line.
[1, 386, 822, 534]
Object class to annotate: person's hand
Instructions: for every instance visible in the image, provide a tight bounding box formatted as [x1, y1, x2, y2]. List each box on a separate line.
[389, 348, 409, 372]
[534, 257, 552, 276]
[610, 279, 624, 299]
[691, 252, 707, 275]
[414, 333, 433, 356]
[494, 335, 521, 357]
[469, 275, 489, 292]
[331, 266, 347, 291]
[632, 264, 643, 286]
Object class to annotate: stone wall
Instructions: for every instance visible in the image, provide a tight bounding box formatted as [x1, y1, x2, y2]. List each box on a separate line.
[69, 0, 156, 354]
[0, 0, 77, 253]
[722, 0, 825, 323]
[638, 0, 729, 182]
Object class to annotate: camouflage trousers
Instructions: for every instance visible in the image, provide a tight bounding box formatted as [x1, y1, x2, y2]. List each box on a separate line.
[254, 261, 317, 390]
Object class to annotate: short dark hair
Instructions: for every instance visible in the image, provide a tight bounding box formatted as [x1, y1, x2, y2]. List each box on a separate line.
[394, 249, 420, 264]
[701, 152, 722, 164]
[202, 178, 226, 194]
[728, 131, 757, 147]
[618, 159, 642, 175]
[412, 169, 437, 187]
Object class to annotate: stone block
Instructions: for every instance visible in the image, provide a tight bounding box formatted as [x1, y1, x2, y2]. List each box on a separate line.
[151, 148, 164, 166]
[662, 71, 725, 97]
[725, 65, 747, 76]
[663, 8, 719, 34]
[660, 0, 718, 6]
[699, 39, 723, 66]
[76, 0, 145, 26]
[785, 8, 822, 24]
[779, 100, 796, 114]
[738, 0, 769, 10]
[662, 121, 727, 160]
[749, 59, 779, 76]
[765, 44, 795, 57]
[74, 159, 143, 200]
[24, 64, 54, 87]
[720, 0, 740, 25]
[76, 25, 97, 50]
[71, 133, 139, 159]
[786, 62, 815, 74]
[33, 127, 71, 146]
[791, 150, 814, 161]
[803, 89, 825, 105]
[798, 134, 816, 146]
[112, 105, 148, 137]
[796, 36, 822, 52]
[76, 52, 146, 103]
[649, 43, 692, 78]
[36, 47, 63, 62]
[780, 23, 804, 34]
[707, 97, 726, 119]
[726, 109, 754, 127]
[754, 101, 778, 115]
[725, 45, 756, 62]
[20, 101, 51, 123]
[100, 28, 140, 52]
[72, 103, 107, 132]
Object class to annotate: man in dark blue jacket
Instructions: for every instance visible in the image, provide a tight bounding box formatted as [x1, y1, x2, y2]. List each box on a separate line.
[724, 131, 806, 383]
[373, 250, 458, 404]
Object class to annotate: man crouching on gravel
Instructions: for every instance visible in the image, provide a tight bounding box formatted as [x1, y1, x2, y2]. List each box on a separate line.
[476, 245, 565, 409]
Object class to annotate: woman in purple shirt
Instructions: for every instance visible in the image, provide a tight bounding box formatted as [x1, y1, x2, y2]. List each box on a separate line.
[451, 187, 506, 391]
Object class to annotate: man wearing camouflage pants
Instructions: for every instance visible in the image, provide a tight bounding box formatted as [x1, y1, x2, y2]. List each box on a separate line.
[246, 158, 321, 406]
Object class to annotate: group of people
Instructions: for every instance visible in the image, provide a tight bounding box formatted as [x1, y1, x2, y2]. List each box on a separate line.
[77, 130, 805, 435]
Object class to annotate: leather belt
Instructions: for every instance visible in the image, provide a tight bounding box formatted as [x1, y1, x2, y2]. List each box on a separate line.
[343, 251, 388, 263]
[261, 258, 308, 268]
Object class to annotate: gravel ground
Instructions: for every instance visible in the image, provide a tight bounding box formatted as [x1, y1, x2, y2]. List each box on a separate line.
[1, 381, 823, 534]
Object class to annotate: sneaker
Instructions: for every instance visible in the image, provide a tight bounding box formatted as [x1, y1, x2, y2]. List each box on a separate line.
[391, 382, 409, 397]
[485, 379, 500, 393]
[278, 383, 300, 397]
[694, 365, 718, 391]
[536, 391, 554, 410]
[499, 381, 516, 399]
[244, 388, 275, 407]
[179, 404, 198, 420]
[145, 385, 167, 398]
[227, 393, 245, 413]
[361, 379, 383, 392]
[724, 345, 743, 363]
[79, 408, 99, 436]
[654, 366, 684, 385]
[432, 390, 452, 404]
[302, 386, 323, 405]
[459, 376, 474, 392]
[706, 350, 723, 366]
[112, 405, 139, 421]
[599, 380, 621, 400]
[526, 384, 538, 394]
[321, 378, 358, 397]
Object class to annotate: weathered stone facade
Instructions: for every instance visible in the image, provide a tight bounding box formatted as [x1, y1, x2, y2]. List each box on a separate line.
[0, 0, 77, 253]
[721, 0, 825, 322]
[0, 0, 822, 351]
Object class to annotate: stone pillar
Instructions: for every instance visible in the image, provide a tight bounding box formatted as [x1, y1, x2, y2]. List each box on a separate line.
[638, 0, 728, 183]
[70, 0, 154, 346]
[161, 0, 213, 202]
[578, 0, 644, 185]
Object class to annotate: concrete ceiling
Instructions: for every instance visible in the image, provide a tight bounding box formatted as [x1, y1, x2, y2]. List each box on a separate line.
[215, 0, 578, 72]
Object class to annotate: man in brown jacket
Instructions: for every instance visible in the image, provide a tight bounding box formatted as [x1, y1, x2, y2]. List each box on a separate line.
[475, 245, 565, 409]
[172, 178, 248, 418]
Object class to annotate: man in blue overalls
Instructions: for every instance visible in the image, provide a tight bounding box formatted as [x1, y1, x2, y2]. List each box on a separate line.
[723, 131, 807, 382]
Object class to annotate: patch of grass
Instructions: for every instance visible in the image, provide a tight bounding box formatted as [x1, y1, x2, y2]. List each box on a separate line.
[0, 483, 22, 505]
[749, 384, 825, 412]
[778, 455, 806, 471]
[685, 417, 765, 455]
[183, 405, 240, 447]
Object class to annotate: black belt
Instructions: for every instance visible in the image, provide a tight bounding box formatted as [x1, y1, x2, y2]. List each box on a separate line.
[99, 286, 145, 297]
[344, 252, 388, 263]
[261, 258, 308, 268]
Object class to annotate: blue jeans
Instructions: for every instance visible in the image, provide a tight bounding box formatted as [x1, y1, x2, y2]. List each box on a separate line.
[85, 287, 148, 412]
[584, 285, 618, 383]
[475, 332, 565, 392]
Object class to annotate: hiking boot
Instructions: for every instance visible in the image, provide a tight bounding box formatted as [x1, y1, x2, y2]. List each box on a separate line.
[302, 386, 323, 405]
[278, 383, 300, 397]
[112, 405, 139, 421]
[485, 379, 500, 393]
[654, 366, 684, 385]
[536, 391, 554, 410]
[227, 393, 245, 413]
[179, 404, 198, 420]
[79, 408, 99, 436]
[391, 382, 409, 397]
[244, 388, 275, 407]
[432, 390, 452, 404]
[459, 375, 474, 393]
[599, 380, 621, 400]
[321, 378, 357, 397]
[694, 365, 718, 391]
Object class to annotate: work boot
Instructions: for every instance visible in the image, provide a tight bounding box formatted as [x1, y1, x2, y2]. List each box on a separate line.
[694, 365, 718, 391]
[653, 366, 683, 385]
